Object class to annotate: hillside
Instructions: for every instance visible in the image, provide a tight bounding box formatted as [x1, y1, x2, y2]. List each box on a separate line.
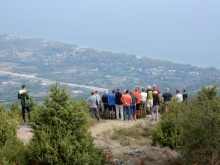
[0, 34, 220, 104]
[17, 118, 177, 165]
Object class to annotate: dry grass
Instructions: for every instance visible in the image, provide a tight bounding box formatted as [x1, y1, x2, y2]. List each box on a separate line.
[91, 121, 179, 165]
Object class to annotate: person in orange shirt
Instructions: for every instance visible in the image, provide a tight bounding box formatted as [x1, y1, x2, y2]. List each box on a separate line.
[133, 87, 141, 119]
[121, 89, 132, 121]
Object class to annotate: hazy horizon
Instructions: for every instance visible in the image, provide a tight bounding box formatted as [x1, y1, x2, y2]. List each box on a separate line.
[0, 1, 219, 68]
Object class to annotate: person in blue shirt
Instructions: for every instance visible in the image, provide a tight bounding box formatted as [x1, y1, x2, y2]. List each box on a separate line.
[108, 89, 116, 119]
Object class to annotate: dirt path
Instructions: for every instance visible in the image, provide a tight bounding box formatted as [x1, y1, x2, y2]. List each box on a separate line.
[89, 118, 150, 137]
[17, 124, 34, 144]
[16, 117, 152, 143]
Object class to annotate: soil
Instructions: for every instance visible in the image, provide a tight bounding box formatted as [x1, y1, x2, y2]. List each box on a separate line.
[89, 118, 149, 137]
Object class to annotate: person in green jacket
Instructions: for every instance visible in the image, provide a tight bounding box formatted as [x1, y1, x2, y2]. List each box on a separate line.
[18, 84, 31, 123]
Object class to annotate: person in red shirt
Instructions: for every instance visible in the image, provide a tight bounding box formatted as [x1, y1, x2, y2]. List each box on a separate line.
[121, 89, 132, 121]
[153, 84, 160, 95]
[133, 87, 141, 119]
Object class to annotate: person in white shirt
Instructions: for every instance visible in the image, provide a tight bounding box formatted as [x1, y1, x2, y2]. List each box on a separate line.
[175, 90, 183, 102]
[140, 88, 147, 118]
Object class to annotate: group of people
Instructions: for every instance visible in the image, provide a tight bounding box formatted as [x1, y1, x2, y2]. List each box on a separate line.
[16, 84, 188, 123]
[86, 84, 188, 122]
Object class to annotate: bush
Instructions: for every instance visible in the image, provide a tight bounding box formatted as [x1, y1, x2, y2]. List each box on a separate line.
[152, 85, 220, 164]
[28, 83, 102, 164]
[0, 106, 17, 147]
[0, 137, 29, 165]
[151, 101, 183, 150]
[179, 87, 220, 164]
[0, 105, 28, 165]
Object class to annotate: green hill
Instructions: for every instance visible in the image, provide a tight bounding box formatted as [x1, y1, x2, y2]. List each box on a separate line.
[0, 34, 220, 104]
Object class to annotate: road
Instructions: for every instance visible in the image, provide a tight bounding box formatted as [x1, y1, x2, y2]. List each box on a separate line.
[0, 71, 109, 92]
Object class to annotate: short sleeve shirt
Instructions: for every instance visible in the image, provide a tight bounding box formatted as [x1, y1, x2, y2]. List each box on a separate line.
[162, 92, 172, 102]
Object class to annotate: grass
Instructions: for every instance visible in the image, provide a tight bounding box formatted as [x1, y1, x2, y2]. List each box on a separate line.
[110, 124, 151, 141]
[92, 121, 179, 165]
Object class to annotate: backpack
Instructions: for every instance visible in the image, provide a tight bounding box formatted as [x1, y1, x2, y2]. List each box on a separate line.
[147, 90, 153, 100]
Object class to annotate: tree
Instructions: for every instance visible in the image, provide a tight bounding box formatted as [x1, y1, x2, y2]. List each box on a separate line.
[180, 86, 220, 165]
[0, 105, 17, 147]
[152, 85, 220, 165]
[28, 83, 102, 164]
[151, 100, 183, 150]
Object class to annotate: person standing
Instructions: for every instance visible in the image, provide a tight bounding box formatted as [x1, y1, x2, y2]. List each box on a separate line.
[175, 90, 183, 102]
[146, 86, 153, 115]
[115, 88, 123, 120]
[140, 88, 147, 118]
[121, 89, 132, 121]
[18, 84, 31, 123]
[152, 84, 160, 95]
[151, 91, 160, 122]
[108, 90, 116, 119]
[130, 91, 137, 121]
[162, 87, 173, 112]
[102, 90, 109, 119]
[86, 91, 100, 121]
[183, 89, 188, 101]
[133, 87, 141, 119]
[95, 90, 102, 117]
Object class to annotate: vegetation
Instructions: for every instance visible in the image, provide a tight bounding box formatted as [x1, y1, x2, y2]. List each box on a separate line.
[1, 80, 220, 164]
[28, 83, 103, 164]
[1, 35, 220, 106]
[0, 84, 103, 165]
[152, 85, 220, 164]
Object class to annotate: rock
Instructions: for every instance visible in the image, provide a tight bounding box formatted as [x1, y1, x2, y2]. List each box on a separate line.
[94, 136, 103, 141]
[141, 122, 146, 127]
[17, 124, 34, 144]
[149, 121, 157, 125]
[149, 147, 159, 151]
[124, 149, 145, 157]
[112, 158, 123, 165]
[146, 115, 152, 118]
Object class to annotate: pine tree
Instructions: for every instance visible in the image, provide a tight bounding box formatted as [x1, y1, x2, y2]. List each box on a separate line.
[28, 83, 102, 164]
[0, 105, 17, 147]
[180, 86, 220, 164]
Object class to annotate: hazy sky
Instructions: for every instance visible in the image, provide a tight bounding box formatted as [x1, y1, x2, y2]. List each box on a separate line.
[0, 1, 220, 68]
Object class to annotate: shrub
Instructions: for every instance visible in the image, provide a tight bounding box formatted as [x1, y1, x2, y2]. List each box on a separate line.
[0, 106, 17, 147]
[28, 83, 102, 164]
[151, 101, 183, 150]
[0, 137, 29, 165]
[152, 85, 220, 164]
[179, 86, 220, 164]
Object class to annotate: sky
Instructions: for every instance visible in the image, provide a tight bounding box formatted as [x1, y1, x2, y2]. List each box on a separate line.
[0, 0, 220, 68]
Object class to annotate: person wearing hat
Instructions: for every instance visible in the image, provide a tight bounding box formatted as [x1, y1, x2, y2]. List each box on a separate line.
[152, 84, 160, 95]
[151, 91, 160, 122]
[146, 85, 153, 115]
[115, 88, 123, 120]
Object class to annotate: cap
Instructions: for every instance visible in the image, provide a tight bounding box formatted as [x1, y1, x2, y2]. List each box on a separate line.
[117, 88, 120, 91]
[153, 91, 158, 94]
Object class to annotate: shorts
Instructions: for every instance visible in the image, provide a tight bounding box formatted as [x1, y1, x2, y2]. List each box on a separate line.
[108, 105, 116, 112]
[147, 99, 153, 107]
[164, 101, 170, 110]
